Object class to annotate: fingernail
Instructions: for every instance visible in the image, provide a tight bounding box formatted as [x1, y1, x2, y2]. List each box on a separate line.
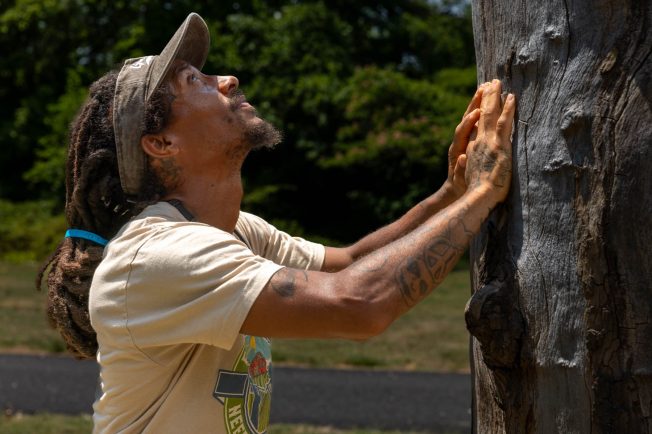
[507, 93, 515, 101]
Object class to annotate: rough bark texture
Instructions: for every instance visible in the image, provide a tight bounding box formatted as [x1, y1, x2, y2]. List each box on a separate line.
[464, 1, 652, 433]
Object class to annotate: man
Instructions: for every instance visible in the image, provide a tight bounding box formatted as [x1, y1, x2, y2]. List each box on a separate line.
[41, 12, 515, 434]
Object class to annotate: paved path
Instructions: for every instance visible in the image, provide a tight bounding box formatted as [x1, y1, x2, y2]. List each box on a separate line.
[0, 353, 471, 433]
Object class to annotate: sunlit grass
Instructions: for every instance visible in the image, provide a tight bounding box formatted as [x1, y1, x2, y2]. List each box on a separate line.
[0, 413, 93, 434]
[0, 262, 66, 354]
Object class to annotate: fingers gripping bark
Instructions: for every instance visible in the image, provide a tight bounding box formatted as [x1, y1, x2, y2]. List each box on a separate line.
[465, 80, 516, 203]
[496, 97, 516, 144]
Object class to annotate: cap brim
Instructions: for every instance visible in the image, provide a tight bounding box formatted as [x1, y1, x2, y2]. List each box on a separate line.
[146, 12, 210, 100]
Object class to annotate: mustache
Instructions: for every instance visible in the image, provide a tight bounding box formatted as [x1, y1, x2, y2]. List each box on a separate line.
[228, 89, 248, 111]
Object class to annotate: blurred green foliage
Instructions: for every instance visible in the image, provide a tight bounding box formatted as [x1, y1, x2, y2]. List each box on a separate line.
[0, 200, 66, 262]
[0, 0, 476, 259]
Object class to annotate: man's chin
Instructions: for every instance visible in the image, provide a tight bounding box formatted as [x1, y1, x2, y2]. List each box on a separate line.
[245, 118, 283, 150]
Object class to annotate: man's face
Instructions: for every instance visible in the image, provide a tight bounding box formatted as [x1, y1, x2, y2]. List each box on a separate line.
[163, 61, 281, 158]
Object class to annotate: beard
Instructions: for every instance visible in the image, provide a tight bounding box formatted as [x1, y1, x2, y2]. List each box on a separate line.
[243, 118, 283, 150]
[228, 90, 283, 151]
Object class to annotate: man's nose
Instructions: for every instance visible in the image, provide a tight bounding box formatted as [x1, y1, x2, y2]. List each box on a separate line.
[217, 76, 239, 95]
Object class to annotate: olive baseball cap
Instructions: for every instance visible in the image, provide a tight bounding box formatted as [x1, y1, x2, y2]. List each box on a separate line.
[113, 12, 210, 196]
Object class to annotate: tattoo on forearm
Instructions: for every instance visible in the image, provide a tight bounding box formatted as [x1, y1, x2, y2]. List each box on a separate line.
[271, 268, 308, 298]
[394, 212, 474, 307]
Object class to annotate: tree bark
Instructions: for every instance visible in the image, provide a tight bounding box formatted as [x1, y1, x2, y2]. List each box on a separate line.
[464, 1, 652, 433]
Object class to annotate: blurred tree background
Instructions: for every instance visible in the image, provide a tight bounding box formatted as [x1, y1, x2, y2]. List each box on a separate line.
[0, 0, 475, 261]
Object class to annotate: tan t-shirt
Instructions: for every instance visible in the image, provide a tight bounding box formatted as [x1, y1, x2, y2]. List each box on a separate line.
[89, 202, 325, 434]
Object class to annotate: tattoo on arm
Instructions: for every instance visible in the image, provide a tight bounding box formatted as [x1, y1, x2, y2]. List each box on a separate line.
[270, 268, 308, 298]
[394, 211, 474, 307]
[467, 144, 511, 189]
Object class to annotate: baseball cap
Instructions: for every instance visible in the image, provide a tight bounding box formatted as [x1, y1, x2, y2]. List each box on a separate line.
[113, 12, 210, 196]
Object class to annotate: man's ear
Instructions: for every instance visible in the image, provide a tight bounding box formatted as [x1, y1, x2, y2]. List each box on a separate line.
[141, 134, 178, 159]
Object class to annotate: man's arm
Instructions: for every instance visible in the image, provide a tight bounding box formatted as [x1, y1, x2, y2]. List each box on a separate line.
[322, 83, 488, 272]
[241, 80, 515, 339]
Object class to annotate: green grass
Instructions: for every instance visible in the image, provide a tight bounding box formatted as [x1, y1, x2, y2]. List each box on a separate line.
[0, 262, 67, 354]
[0, 414, 456, 434]
[0, 261, 472, 372]
[0, 413, 93, 434]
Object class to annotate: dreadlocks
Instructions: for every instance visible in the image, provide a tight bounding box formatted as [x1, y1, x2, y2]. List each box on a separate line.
[37, 69, 174, 359]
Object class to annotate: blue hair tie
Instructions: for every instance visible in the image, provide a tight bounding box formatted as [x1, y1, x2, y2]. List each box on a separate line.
[65, 229, 109, 247]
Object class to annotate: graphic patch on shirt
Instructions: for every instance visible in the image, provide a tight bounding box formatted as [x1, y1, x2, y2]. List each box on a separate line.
[214, 336, 272, 434]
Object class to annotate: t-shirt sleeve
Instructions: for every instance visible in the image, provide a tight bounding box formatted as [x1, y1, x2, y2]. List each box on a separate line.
[121, 223, 283, 351]
[235, 211, 325, 271]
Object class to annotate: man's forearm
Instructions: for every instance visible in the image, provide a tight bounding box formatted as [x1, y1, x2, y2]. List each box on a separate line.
[342, 187, 495, 320]
[344, 184, 460, 263]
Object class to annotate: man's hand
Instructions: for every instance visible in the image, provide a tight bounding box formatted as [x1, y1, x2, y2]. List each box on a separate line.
[443, 82, 488, 200]
[464, 79, 515, 204]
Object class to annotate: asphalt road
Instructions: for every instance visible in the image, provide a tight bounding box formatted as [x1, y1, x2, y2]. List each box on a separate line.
[0, 353, 471, 433]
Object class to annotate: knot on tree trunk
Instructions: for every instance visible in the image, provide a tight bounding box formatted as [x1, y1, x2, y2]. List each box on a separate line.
[465, 280, 524, 369]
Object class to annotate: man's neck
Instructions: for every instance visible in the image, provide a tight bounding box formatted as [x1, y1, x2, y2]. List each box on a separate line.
[163, 170, 243, 233]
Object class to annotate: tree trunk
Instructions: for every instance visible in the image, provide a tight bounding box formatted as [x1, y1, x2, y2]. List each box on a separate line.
[464, 1, 652, 433]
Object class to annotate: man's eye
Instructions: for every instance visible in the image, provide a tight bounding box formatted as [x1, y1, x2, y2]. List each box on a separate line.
[188, 73, 198, 83]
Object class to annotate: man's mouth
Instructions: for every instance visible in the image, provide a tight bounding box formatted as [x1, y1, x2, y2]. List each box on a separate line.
[229, 91, 250, 111]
